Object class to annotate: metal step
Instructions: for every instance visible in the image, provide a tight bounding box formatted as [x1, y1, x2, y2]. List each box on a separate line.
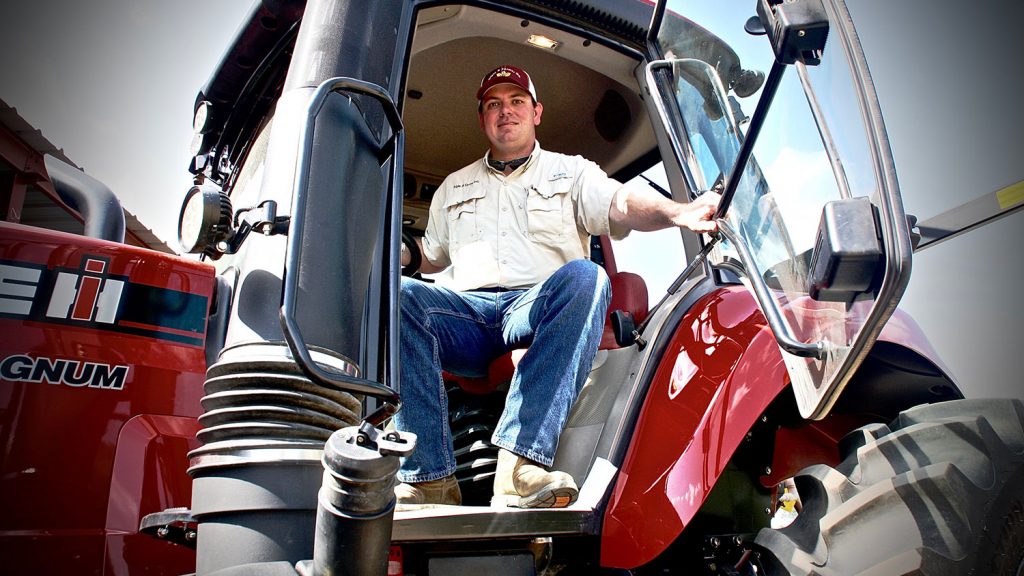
[392, 458, 616, 542]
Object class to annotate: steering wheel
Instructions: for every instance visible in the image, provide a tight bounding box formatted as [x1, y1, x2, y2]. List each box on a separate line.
[401, 229, 422, 277]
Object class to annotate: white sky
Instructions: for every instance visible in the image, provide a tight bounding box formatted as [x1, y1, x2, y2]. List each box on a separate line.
[0, 0, 253, 244]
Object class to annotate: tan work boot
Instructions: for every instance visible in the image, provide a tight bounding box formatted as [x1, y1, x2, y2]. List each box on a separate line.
[395, 474, 462, 506]
[492, 449, 578, 508]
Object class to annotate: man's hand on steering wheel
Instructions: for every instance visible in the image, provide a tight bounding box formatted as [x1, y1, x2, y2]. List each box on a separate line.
[401, 230, 422, 276]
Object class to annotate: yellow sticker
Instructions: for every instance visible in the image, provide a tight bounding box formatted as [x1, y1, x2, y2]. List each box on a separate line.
[996, 180, 1024, 210]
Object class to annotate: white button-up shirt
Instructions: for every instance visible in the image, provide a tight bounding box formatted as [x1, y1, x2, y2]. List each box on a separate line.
[422, 142, 630, 290]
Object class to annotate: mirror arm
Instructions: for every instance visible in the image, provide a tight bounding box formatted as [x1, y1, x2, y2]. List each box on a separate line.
[715, 59, 787, 220]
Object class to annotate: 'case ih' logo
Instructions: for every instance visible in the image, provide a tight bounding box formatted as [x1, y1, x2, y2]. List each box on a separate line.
[51, 257, 124, 322]
[0, 257, 123, 323]
[0, 255, 208, 346]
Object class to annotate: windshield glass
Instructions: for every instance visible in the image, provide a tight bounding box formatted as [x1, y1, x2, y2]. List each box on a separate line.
[654, 0, 907, 417]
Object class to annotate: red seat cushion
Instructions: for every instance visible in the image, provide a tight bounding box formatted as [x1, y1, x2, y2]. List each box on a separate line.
[445, 272, 648, 394]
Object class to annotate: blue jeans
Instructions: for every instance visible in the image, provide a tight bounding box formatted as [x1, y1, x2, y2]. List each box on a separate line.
[394, 259, 611, 483]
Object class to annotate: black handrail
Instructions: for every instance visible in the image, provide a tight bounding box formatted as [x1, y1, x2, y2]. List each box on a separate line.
[280, 77, 404, 414]
[717, 219, 825, 360]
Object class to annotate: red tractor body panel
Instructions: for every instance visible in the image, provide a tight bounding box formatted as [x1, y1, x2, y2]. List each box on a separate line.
[602, 286, 786, 567]
[601, 286, 954, 568]
[0, 222, 212, 574]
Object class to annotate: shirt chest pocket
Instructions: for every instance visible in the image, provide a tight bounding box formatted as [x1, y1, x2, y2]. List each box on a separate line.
[444, 187, 486, 247]
[526, 182, 571, 242]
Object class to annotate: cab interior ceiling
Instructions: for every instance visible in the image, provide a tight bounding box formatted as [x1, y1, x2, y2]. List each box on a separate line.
[401, 4, 656, 231]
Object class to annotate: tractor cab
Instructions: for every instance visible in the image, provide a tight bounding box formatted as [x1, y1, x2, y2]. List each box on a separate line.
[4, 1, 1021, 574]
[168, 0, 1020, 575]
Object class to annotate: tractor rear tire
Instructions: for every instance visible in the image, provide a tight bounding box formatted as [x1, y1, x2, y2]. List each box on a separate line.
[753, 399, 1024, 575]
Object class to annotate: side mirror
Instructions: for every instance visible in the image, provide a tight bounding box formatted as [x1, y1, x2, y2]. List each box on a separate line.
[755, 0, 829, 66]
[807, 197, 882, 303]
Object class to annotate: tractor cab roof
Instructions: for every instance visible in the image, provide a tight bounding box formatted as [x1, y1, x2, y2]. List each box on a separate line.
[191, 0, 740, 231]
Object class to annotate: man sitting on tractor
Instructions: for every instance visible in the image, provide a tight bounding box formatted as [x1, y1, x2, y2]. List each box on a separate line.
[396, 65, 720, 508]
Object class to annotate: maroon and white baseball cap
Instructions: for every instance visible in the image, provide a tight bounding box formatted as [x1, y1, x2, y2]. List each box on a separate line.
[476, 65, 538, 101]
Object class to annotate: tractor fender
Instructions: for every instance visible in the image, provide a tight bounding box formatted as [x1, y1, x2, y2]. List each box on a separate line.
[876, 306, 951, 374]
[602, 285, 786, 568]
[760, 308, 964, 489]
[600, 286, 958, 569]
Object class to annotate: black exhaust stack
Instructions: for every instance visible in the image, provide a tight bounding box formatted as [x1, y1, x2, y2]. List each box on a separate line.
[43, 154, 125, 243]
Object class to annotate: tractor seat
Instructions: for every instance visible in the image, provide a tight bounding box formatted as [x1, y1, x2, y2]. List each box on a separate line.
[446, 271, 649, 395]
